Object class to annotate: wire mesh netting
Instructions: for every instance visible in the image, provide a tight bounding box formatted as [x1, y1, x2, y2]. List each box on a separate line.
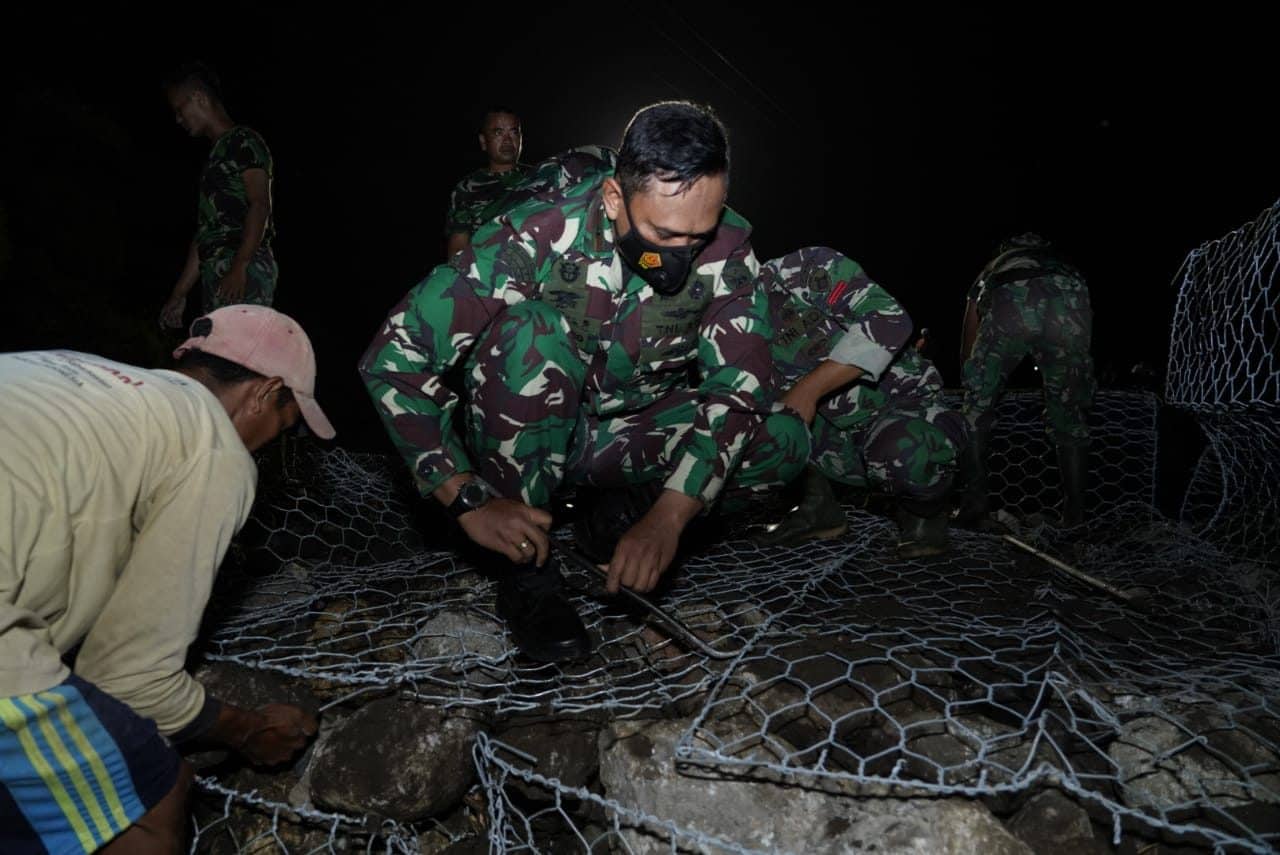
[190, 391, 1278, 853]
[1166, 197, 1279, 412]
[187, 200, 1280, 853]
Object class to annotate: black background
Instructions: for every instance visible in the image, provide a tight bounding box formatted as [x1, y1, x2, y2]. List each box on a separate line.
[2, 4, 1275, 454]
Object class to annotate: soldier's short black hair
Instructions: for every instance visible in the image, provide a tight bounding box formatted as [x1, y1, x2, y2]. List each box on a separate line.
[616, 101, 729, 197]
[164, 61, 224, 105]
[479, 107, 521, 132]
[997, 232, 1050, 255]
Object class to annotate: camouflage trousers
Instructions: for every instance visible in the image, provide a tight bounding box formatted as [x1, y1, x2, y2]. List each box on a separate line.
[198, 247, 278, 313]
[461, 301, 809, 508]
[809, 402, 968, 502]
[962, 278, 1094, 446]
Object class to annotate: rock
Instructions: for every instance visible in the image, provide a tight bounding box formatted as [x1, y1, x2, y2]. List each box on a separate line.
[946, 714, 1064, 786]
[309, 698, 481, 821]
[236, 561, 316, 613]
[1109, 715, 1280, 810]
[413, 610, 509, 663]
[1007, 789, 1106, 855]
[415, 793, 488, 853]
[191, 798, 334, 854]
[192, 762, 335, 855]
[193, 661, 322, 716]
[436, 836, 490, 854]
[493, 715, 601, 797]
[598, 716, 1031, 854]
[186, 661, 322, 771]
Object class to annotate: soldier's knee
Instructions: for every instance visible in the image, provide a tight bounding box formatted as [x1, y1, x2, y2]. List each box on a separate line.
[764, 409, 811, 484]
[865, 418, 957, 499]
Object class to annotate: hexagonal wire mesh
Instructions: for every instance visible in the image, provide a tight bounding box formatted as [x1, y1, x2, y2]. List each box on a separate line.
[188, 200, 1280, 853]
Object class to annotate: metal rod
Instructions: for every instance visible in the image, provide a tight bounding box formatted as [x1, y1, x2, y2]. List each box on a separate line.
[1001, 534, 1135, 603]
[317, 685, 385, 713]
[555, 542, 744, 660]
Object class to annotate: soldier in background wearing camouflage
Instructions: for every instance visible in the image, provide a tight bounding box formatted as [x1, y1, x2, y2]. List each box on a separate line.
[361, 102, 808, 663]
[756, 247, 967, 558]
[444, 108, 529, 259]
[957, 233, 1094, 526]
[160, 62, 277, 328]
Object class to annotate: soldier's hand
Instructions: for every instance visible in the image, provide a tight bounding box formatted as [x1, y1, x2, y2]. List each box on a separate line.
[216, 264, 249, 303]
[458, 498, 552, 566]
[606, 507, 682, 594]
[780, 386, 818, 426]
[159, 294, 186, 329]
[237, 704, 317, 767]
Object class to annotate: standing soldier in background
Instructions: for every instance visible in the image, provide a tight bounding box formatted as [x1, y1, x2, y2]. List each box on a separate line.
[160, 62, 277, 329]
[956, 232, 1094, 527]
[444, 107, 529, 259]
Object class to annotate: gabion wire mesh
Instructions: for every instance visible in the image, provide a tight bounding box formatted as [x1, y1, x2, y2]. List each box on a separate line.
[191, 386, 1277, 853]
[189, 198, 1280, 855]
[1166, 197, 1279, 412]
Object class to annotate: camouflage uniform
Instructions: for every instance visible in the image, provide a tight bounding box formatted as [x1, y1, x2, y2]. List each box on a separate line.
[361, 147, 808, 510]
[444, 164, 533, 239]
[195, 126, 277, 312]
[961, 246, 1094, 445]
[762, 247, 966, 502]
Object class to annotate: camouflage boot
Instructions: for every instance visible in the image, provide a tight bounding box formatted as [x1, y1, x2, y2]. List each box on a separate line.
[1056, 442, 1088, 527]
[896, 498, 951, 559]
[952, 428, 991, 527]
[754, 466, 848, 547]
[495, 558, 592, 663]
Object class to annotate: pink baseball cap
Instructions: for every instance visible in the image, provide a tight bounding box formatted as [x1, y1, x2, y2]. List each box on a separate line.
[174, 305, 336, 439]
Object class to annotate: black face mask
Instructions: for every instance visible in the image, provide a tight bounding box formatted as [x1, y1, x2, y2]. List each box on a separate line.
[615, 195, 709, 296]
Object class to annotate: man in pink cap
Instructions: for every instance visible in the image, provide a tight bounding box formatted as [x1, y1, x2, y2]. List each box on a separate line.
[0, 305, 333, 853]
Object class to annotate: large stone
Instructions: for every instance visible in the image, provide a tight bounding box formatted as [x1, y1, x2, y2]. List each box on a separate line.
[187, 661, 322, 771]
[1007, 789, 1106, 855]
[494, 715, 601, 793]
[234, 561, 317, 613]
[413, 609, 511, 694]
[193, 661, 322, 715]
[309, 698, 481, 821]
[192, 767, 334, 855]
[598, 716, 1031, 854]
[1109, 715, 1280, 810]
[191, 798, 334, 854]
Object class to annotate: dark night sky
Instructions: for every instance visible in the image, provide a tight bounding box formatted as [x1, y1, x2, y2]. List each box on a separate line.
[2, 4, 1276, 454]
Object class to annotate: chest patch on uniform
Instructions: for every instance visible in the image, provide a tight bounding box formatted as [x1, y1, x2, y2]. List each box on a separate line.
[498, 243, 537, 285]
[722, 258, 754, 291]
[543, 257, 598, 348]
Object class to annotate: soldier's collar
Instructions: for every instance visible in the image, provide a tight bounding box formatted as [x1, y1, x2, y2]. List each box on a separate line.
[585, 192, 614, 259]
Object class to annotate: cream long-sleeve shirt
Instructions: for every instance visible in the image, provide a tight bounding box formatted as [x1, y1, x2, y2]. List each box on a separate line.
[0, 351, 255, 736]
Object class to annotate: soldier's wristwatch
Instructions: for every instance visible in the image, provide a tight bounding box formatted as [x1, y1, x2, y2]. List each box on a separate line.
[446, 477, 495, 518]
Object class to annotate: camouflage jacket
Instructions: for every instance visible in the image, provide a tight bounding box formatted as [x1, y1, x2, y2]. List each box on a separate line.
[761, 246, 941, 428]
[443, 164, 532, 237]
[196, 126, 274, 258]
[362, 147, 775, 506]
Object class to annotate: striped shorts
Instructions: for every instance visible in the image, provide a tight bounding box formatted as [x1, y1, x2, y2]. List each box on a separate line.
[1, 674, 180, 854]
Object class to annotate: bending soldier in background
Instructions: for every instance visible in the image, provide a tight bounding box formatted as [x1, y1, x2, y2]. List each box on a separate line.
[957, 232, 1094, 527]
[756, 247, 967, 558]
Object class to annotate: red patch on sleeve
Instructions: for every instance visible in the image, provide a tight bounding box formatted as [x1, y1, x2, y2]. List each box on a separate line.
[826, 280, 848, 307]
